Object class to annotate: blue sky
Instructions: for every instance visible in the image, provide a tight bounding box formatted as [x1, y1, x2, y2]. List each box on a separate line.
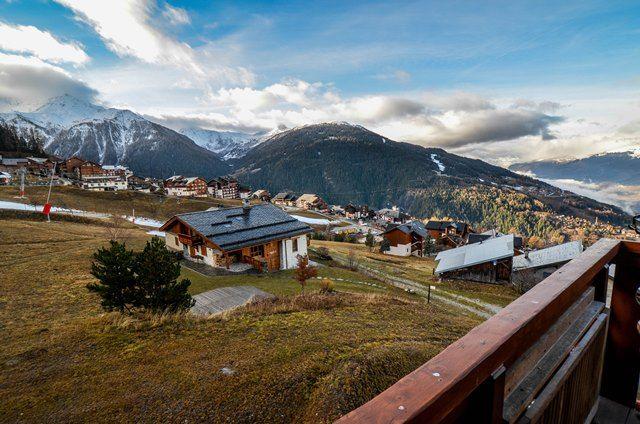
[0, 0, 639, 165]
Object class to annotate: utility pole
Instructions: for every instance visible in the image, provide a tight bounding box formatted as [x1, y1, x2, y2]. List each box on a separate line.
[43, 163, 56, 222]
[18, 167, 26, 198]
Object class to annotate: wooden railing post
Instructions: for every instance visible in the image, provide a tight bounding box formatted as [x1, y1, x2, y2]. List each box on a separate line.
[592, 265, 609, 303]
[600, 243, 640, 407]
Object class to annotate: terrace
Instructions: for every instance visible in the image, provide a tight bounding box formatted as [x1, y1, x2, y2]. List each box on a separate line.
[338, 238, 640, 423]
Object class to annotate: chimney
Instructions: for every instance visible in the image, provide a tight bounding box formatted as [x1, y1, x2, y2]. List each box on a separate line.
[525, 249, 529, 259]
[242, 198, 251, 214]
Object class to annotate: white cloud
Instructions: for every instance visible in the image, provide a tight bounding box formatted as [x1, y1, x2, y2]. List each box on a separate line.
[0, 53, 97, 110]
[162, 3, 190, 26]
[0, 21, 89, 65]
[54, 0, 200, 72]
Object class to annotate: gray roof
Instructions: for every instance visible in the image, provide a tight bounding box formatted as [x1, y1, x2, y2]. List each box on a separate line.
[435, 234, 515, 274]
[384, 221, 428, 238]
[1, 158, 28, 166]
[170, 203, 312, 251]
[513, 241, 583, 271]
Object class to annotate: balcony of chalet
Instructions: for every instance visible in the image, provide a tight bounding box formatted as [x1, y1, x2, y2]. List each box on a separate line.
[337, 238, 640, 424]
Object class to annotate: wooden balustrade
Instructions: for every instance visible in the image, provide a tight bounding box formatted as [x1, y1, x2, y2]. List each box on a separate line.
[337, 238, 640, 423]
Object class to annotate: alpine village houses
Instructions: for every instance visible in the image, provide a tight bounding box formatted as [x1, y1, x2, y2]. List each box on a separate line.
[160, 202, 312, 272]
[381, 221, 428, 257]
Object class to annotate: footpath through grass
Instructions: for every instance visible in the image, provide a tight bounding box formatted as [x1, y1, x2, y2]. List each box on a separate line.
[0, 217, 481, 423]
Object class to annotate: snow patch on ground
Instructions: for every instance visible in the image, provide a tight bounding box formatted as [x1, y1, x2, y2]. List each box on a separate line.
[0, 200, 163, 228]
[430, 154, 445, 172]
[290, 214, 331, 225]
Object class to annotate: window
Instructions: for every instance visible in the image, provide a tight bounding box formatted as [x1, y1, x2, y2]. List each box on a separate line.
[201, 245, 207, 255]
[174, 236, 179, 246]
[250, 245, 264, 257]
[292, 238, 298, 253]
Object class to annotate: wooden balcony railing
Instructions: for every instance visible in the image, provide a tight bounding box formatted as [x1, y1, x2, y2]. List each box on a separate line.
[337, 238, 640, 423]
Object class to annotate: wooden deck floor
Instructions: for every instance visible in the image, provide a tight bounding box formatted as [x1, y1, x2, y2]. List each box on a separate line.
[594, 397, 640, 424]
[191, 286, 274, 315]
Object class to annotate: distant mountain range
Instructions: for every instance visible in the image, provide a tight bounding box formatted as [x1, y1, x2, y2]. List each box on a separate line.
[0, 96, 630, 235]
[0, 95, 234, 178]
[509, 151, 640, 185]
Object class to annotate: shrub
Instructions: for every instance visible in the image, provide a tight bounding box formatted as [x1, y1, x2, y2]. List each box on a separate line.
[319, 278, 335, 294]
[379, 239, 390, 253]
[316, 246, 332, 260]
[293, 255, 318, 292]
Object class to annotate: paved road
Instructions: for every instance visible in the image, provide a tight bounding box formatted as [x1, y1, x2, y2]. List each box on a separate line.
[191, 286, 274, 315]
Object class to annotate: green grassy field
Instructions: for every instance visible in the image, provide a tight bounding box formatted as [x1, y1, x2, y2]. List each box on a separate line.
[0, 217, 481, 423]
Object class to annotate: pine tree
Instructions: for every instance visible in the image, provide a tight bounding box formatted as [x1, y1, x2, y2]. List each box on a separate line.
[365, 229, 375, 251]
[134, 237, 194, 312]
[87, 241, 137, 312]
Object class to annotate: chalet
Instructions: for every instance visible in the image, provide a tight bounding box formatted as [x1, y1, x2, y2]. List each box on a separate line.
[382, 221, 428, 257]
[272, 191, 298, 206]
[252, 189, 271, 202]
[238, 186, 252, 200]
[344, 204, 376, 220]
[0, 157, 28, 172]
[160, 202, 313, 272]
[435, 234, 515, 284]
[425, 220, 471, 240]
[0, 171, 11, 185]
[296, 193, 328, 211]
[165, 176, 208, 197]
[207, 177, 239, 199]
[59, 156, 89, 177]
[377, 206, 410, 224]
[26, 157, 55, 174]
[512, 240, 583, 285]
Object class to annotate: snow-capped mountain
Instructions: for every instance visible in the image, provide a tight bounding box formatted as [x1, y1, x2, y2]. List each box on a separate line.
[177, 127, 265, 160]
[0, 95, 230, 178]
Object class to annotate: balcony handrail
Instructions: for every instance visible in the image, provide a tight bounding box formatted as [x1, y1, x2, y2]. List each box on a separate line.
[337, 238, 624, 423]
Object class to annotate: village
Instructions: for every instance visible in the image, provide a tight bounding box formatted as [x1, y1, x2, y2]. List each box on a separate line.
[2, 152, 634, 293]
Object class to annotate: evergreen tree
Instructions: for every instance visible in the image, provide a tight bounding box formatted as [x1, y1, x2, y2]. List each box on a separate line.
[379, 238, 390, 253]
[87, 241, 137, 312]
[134, 237, 194, 312]
[365, 229, 375, 251]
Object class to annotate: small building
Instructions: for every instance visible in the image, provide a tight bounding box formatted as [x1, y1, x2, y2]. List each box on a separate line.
[0, 157, 29, 173]
[344, 204, 376, 220]
[296, 193, 328, 211]
[425, 220, 471, 240]
[435, 234, 515, 284]
[0, 171, 12, 185]
[165, 176, 208, 197]
[207, 177, 239, 199]
[512, 240, 583, 285]
[238, 186, 252, 200]
[382, 221, 428, 257]
[272, 191, 298, 206]
[159, 202, 313, 272]
[252, 189, 271, 202]
[377, 206, 410, 224]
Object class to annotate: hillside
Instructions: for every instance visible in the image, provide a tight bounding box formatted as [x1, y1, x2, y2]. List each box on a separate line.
[234, 123, 628, 237]
[0, 217, 479, 423]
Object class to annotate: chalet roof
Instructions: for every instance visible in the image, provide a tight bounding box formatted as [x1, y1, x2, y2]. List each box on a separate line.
[425, 220, 452, 231]
[0, 171, 12, 179]
[298, 193, 321, 203]
[468, 232, 524, 249]
[274, 191, 296, 200]
[383, 221, 428, 238]
[1, 158, 28, 166]
[435, 234, 515, 275]
[162, 203, 312, 252]
[513, 241, 583, 271]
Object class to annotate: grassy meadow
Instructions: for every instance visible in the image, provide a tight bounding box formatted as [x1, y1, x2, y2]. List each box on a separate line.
[0, 216, 481, 423]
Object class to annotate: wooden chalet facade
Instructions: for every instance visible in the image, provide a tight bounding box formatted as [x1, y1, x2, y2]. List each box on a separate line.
[207, 177, 239, 199]
[382, 221, 428, 257]
[164, 176, 208, 197]
[160, 203, 312, 272]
